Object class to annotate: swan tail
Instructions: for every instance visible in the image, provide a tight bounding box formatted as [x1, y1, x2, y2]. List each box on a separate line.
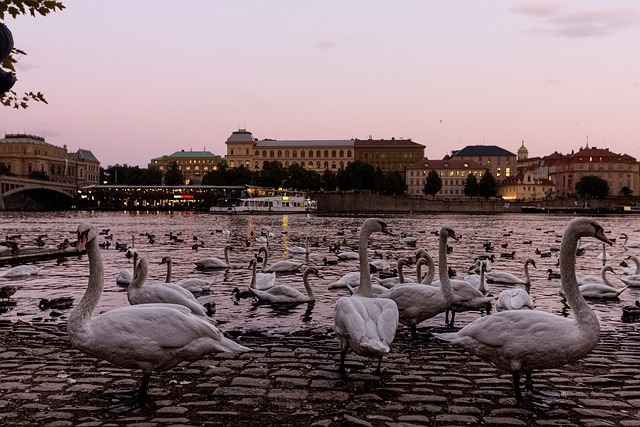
[432, 332, 459, 343]
[212, 334, 252, 353]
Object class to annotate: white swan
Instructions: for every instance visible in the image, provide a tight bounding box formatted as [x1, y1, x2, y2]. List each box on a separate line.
[115, 248, 138, 287]
[249, 265, 318, 303]
[259, 246, 303, 273]
[415, 256, 435, 285]
[596, 243, 611, 262]
[434, 217, 612, 402]
[68, 222, 250, 412]
[334, 218, 399, 374]
[160, 256, 211, 295]
[194, 245, 232, 270]
[577, 265, 616, 286]
[248, 257, 277, 291]
[621, 255, 640, 276]
[621, 233, 640, 249]
[572, 266, 628, 299]
[485, 258, 536, 285]
[0, 264, 43, 278]
[336, 251, 359, 260]
[288, 236, 310, 255]
[377, 227, 455, 337]
[496, 287, 535, 311]
[374, 258, 416, 288]
[463, 260, 490, 295]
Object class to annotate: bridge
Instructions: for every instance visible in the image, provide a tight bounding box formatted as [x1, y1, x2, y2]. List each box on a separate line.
[0, 176, 77, 210]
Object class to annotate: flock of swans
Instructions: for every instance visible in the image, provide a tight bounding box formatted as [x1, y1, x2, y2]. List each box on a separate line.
[4, 213, 639, 412]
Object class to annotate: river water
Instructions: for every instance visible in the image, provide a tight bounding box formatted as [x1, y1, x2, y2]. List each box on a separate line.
[0, 211, 638, 335]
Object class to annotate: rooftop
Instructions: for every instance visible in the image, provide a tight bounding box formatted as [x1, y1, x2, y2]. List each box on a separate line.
[452, 145, 516, 157]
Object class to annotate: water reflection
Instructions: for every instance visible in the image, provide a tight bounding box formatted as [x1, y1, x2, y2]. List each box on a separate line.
[0, 211, 638, 334]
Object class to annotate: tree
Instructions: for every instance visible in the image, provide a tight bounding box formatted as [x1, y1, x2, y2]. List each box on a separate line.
[575, 175, 609, 200]
[321, 170, 337, 191]
[423, 170, 442, 199]
[337, 161, 376, 192]
[478, 170, 498, 199]
[620, 186, 633, 197]
[0, 0, 65, 109]
[464, 173, 479, 198]
[164, 161, 184, 186]
[0, 161, 13, 175]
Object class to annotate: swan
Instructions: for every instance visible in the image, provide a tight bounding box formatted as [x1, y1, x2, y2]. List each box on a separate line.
[463, 260, 490, 294]
[434, 217, 612, 403]
[116, 248, 138, 287]
[0, 264, 43, 279]
[415, 255, 435, 285]
[496, 287, 534, 311]
[248, 257, 277, 291]
[128, 257, 209, 318]
[370, 251, 392, 273]
[577, 265, 617, 286]
[569, 266, 628, 299]
[249, 265, 318, 304]
[328, 271, 363, 290]
[334, 218, 399, 374]
[336, 251, 359, 261]
[194, 245, 232, 270]
[485, 258, 536, 285]
[596, 243, 611, 263]
[68, 222, 250, 412]
[288, 236, 310, 255]
[621, 255, 640, 276]
[374, 258, 416, 288]
[377, 227, 455, 337]
[160, 256, 212, 295]
[621, 233, 640, 249]
[259, 247, 303, 273]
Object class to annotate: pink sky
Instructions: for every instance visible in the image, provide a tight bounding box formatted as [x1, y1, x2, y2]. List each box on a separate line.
[2, 0, 640, 167]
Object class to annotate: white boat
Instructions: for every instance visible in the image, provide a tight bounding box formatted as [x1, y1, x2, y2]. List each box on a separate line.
[210, 187, 317, 214]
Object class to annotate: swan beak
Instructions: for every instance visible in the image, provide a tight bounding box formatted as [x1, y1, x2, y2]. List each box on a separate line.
[595, 227, 613, 246]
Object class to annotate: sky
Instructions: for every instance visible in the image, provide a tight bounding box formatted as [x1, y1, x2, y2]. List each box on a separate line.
[1, 0, 640, 168]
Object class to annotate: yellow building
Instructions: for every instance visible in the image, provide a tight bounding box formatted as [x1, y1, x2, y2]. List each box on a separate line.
[149, 150, 222, 185]
[0, 133, 100, 186]
[450, 145, 516, 182]
[406, 158, 484, 197]
[498, 169, 555, 201]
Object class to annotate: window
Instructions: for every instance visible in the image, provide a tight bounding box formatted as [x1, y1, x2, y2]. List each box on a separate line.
[277, 150, 282, 158]
[339, 150, 344, 157]
[300, 150, 305, 158]
[285, 150, 289, 158]
[324, 150, 329, 157]
[309, 150, 313, 158]
[255, 150, 259, 156]
[262, 150, 267, 157]
[324, 161, 329, 169]
[292, 150, 297, 158]
[270, 150, 275, 158]
[347, 150, 352, 157]
[316, 161, 321, 168]
[317, 150, 321, 158]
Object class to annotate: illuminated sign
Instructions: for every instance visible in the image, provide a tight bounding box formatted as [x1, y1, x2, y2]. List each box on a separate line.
[282, 196, 290, 201]
[173, 195, 195, 199]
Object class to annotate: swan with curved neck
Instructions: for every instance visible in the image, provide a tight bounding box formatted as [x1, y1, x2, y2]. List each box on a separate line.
[160, 256, 211, 295]
[378, 227, 456, 337]
[434, 217, 612, 403]
[67, 223, 250, 412]
[415, 249, 435, 285]
[249, 261, 318, 303]
[621, 255, 640, 276]
[375, 258, 415, 288]
[621, 233, 640, 249]
[333, 218, 398, 374]
[194, 245, 232, 270]
[485, 258, 536, 285]
[259, 246, 303, 273]
[576, 266, 628, 299]
[115, 249, 138, 287]
[288, 236, 310, 255]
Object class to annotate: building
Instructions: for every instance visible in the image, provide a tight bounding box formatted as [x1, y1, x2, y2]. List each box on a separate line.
[548, 145, 639, 198]
[406, 157, 485, 197]
[498, 168, 555, 201]
[0, 133, 100, 186]
[149, 150, 222, 185]
[450, 145, 517, 182]
[225, 129, 425, 174]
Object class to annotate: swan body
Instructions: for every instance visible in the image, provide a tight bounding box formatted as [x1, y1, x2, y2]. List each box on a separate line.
[328, 271, 363, 290]
[621, 256, 640, 276]
[161, 256, 212, 295]
[248, 258, 278, 291]
[336, 251, 359, 260]
[0, 264, 43, 278]
[259, 247, 303, 273]
[434, 217, 612, 402]
[597, 243, 611, 262]
[194, 245, 232, 270]
[288, 237, 310, 255]
[621, 233, 640, 249]
[378, 227, 456, 336]
[485, 258, 536, 285]
[374, 258, 416, 288]
[250, 265, 318, 303]
[116, 249, 138, 287]
[334, 218, 399, 373]
[496, 288, 534, 311]
[620, 273, 640, 288]
[68, 223, 250, 412]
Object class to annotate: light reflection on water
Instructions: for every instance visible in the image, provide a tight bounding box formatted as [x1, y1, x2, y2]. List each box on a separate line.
[0, 211, 638, 335]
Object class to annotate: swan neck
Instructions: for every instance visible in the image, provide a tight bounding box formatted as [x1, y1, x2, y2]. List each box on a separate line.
[224, 246, 230, 264]
[524, 260, 531, 284]
[438, 233, 453, 301]
[354, 224, 374, 297]
[165, 259, 172, 283]
[425, 254, 435, 285]
[303, 271, 315, 298]
[261, 249, 268, 272]
[398, 261, 405, 283]
[249, 261, 257, 288]
[69, 238, 103, 326]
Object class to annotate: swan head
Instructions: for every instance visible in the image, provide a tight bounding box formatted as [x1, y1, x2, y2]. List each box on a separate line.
[160, 256, 171, 265]
[567, 218, 612, 246]
[133, 257, 149, 282]
[75, 223, 98, 251]
[304, 266, 319, 277]
[439, 227, 458, 241]
[603, 265, 615, 274]
[364, 218, 392, 236]
[125, 248, 138, 259]
[526, 258, 537, 269]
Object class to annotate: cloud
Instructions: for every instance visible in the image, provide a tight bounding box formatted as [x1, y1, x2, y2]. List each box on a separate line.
[511, 1, 640, 38]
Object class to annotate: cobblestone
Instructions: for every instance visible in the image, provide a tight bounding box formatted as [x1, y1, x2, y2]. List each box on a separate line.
[1, 321, 640, 426]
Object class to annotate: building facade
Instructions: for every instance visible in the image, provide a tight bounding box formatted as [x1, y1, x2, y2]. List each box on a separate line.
[149, 150, 222, 185]
[450, 145, 517, 182]
[0, 133, 100, 186]
[225, 129, 425, 174]
[498, 169, 555, 201]
[406, 158, 485, 197]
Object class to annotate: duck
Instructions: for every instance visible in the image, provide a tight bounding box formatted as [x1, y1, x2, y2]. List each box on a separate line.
[249, 265, 318, 304]
[0, 285, 17, 302]
[485, 258, 536, 286]
[377, 227, 456, 337]
[39, 297, 74, 310]
[622, 300, 640, 321]
[160, 256, 211, 295]
[434, 217, 612, 403]
[67, 222, 251, 412]
[259, 246, 303, 273]
[194, 245, 232, 270]
[334, 218, 399, 374]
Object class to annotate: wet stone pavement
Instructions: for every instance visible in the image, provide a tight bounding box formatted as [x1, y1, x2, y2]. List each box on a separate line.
[0, 320, 639, 427]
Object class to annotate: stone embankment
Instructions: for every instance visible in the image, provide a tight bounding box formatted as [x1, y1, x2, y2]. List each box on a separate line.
[1, 320, 639, 426]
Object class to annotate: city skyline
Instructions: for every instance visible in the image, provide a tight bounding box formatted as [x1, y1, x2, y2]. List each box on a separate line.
[1, 0, 639, 168]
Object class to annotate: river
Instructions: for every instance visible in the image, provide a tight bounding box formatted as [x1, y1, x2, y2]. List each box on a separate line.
[0, 211, 638, 335]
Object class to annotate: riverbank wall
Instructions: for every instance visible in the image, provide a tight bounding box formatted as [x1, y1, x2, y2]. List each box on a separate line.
[311, 193, 622, 214]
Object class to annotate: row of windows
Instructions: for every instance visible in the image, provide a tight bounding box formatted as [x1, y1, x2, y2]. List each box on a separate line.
[361, 152, 415, 159]
[253, 160, 351, 170]
[253, 149, 353, 159]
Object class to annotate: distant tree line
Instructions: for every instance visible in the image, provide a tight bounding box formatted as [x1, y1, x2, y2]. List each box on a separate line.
[423, 169, 498, 199]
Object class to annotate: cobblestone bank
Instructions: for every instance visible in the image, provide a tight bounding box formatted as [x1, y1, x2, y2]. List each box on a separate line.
[1, 320, 639, 426]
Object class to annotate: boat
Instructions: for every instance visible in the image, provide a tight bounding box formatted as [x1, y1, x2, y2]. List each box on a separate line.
[209, 186, 318, 214]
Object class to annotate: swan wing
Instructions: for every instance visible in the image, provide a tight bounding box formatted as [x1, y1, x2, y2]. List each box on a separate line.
[250, 284, 307, 303]
[129, 285, 206, 316]
[485, 271, 524, 284]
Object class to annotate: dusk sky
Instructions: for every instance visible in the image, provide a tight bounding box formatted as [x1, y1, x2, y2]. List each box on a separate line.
[2, 0, 640, 168]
